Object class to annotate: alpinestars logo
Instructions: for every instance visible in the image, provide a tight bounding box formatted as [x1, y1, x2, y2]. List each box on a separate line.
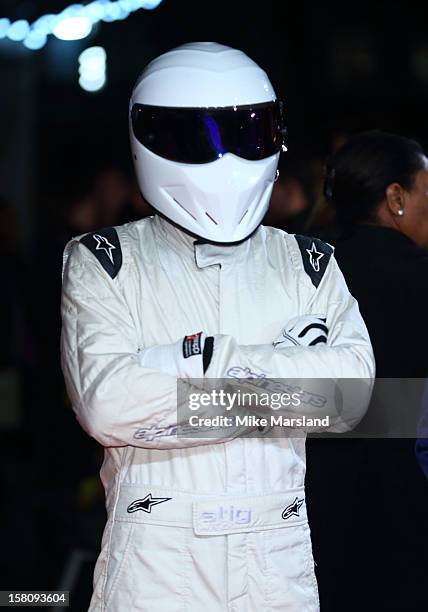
[93, 234, 116, 264]
[306, 242, 324, 272]
[282, 497, 304, 520]
[127, 493, 171, 514]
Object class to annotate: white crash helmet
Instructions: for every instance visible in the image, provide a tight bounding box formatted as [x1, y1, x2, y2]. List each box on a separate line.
[129, 42, 286, 243]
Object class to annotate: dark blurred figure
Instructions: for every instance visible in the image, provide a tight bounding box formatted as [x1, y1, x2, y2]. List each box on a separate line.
[303, 130, 350, 234]
[126, 177, 153, 221]
[0, 198, 37, 586]
[306, 131, 428, 611]
[0, 199, 28, 374]
[91, 166, 151, 226]
[92, 166, 131, 226]
[263, 150, 324, 233]
[65, 192, 98, 235]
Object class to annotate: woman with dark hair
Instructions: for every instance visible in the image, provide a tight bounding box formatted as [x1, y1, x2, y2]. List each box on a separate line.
[306, 130, 428, 611]
[324, 130, 428, 375]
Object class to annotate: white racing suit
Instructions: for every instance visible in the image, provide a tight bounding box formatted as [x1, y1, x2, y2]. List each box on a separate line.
[60, 215, 374, 611]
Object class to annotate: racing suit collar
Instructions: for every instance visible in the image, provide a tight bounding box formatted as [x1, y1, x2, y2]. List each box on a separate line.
[194, 239, 251, 269]
[153, 214, 252, 268]
[154, 214, 196, 256]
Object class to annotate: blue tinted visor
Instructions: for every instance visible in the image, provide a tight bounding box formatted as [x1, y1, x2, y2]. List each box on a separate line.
[131, 100, 286, 164]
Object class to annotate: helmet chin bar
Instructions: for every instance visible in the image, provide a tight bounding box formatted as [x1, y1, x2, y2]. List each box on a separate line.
[132, 141, 279, 244]
[144, 199, 264, 246]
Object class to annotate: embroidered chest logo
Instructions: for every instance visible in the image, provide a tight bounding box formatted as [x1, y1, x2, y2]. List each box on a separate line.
[127, 493, 171, 514]
[93, 233, 116, 264]
[282, 496, 304, 520]
[306, 242, 324, 272]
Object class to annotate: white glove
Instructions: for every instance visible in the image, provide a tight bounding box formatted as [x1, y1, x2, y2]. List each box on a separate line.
[139, 332, 214, 378]
[273, 314, 328, 349]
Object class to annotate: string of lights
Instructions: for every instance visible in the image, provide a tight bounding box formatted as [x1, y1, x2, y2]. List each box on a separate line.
[0, 0, 163, 50]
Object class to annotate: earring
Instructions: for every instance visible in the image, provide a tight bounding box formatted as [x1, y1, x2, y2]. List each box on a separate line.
[397, 208, 404, 216]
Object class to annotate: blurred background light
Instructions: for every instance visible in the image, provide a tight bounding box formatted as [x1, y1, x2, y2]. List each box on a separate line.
[78, 45, 107, 92]
[30, 15, 56, 37]
[7, 20, 30, 42]
[79, 72, 106, 91]
[23, 32, 48, 51]
[102, 4, 122, 22]
[78, 45, 106, 65]
[0, 18, 10, 39]
[53, 16, 92, 41]
[0, 0, 164, 50]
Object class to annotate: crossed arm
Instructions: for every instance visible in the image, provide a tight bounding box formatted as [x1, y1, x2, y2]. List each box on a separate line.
[61, 242, 375, 449]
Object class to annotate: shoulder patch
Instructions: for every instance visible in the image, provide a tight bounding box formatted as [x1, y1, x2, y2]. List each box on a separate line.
[294, 234, 333, 288]
[80, 227, 122, 279]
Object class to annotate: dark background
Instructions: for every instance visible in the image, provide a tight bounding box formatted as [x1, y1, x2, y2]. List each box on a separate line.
[1, 0, 428, 609]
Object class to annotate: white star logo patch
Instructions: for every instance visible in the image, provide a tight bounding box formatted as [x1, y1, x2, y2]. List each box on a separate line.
[93, 234, 116, 264]
[306, 241, 324, 272]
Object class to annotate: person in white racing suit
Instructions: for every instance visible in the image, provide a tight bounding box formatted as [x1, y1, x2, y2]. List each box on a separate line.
[60, 43, 375, 612]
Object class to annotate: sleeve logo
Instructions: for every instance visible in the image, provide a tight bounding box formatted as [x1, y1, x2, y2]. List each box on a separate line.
[80, 227, 122, 279]
[306, 241, 324, 272]
[93, 233, 116, 263]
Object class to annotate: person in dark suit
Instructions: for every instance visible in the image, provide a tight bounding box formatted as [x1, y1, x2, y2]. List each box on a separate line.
[305, 131, 428, 611]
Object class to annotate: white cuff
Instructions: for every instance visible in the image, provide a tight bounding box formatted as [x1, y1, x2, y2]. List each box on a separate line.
[139, 332, 206, 379]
